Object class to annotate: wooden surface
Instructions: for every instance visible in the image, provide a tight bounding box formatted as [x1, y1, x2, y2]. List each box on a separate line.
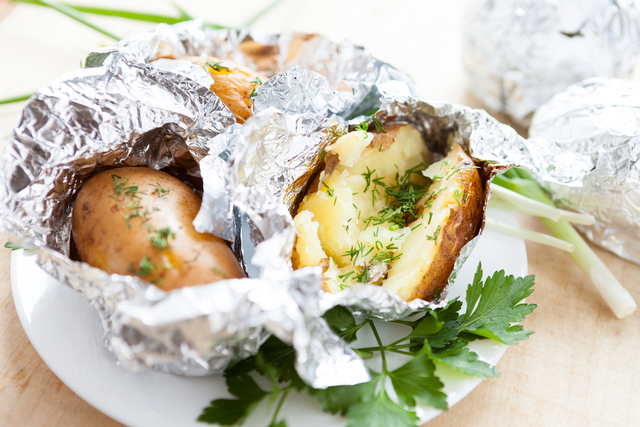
[1, 1, 639, 426]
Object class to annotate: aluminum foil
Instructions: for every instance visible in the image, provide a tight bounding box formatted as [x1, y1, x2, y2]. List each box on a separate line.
[0, 19, 429, 387]
[86, 20, 415, 120]
[463, 0, 640, 124]
[529, 77, 640, 264]
[202, 85, 526, 320]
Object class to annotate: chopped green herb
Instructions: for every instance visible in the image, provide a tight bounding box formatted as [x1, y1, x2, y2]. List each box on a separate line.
[205, 61, 229, 72]
[249, 87, 257, 98]
[411, 223, 422, 231]
[331, 127, 348, 137]
[355, 122, 369, 138]
[321, 181, 334, 198]
[428, 212, 433, 225]
[338, 271, 354, 281]
[212, 267, 229, 278]
[150, 182, 170, 198]
[354, 266, 370, 283]
[184, 251, 201, 266]
[136, 257, 154, 276]
[250, 76, 263, 85]
[150, 227, 175, 250]
[370, 251, 402, 264]
[453, 189, 464, 206]
[426, 225, 441, 242]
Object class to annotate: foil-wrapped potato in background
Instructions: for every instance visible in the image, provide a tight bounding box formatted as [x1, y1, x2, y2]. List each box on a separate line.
[463, 0, 640, 125]
[529, 78, 640, 265]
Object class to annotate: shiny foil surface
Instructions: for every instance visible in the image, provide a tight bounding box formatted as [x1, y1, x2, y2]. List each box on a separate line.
[86, 20, 415, 120]
[0, 20, 422, 387]
[529, 78, 640, 265]
[463, 0, 640, 124]
[207, 84, 527, 320]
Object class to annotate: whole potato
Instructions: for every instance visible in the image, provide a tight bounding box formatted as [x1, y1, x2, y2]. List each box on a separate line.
[72, 167, 245, 291]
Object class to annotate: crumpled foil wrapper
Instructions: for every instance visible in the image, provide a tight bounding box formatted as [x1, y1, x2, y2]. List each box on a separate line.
[528, 77, 640, 265]
[463, 0, 640, 124]
[86, 20, 415, 120]
[0, 38, 371, 387]
[199, 76, 528, 320]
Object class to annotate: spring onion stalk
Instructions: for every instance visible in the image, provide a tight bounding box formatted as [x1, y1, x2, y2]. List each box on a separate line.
[14, 0, 208, 25]
[485, 217, 574, 253]
[491, 183, 595, 225]
[26, 0, 120, 40]
[241, 0, 285, 28]
[0, 93, 33, 105]
[493, 170, 636, 319]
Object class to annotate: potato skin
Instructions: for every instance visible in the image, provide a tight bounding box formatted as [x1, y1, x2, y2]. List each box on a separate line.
[182, 56, 266, 124]
[72, 167, 245, 290]
[292, 125, 483, 302]
[405, 146, 483, 301]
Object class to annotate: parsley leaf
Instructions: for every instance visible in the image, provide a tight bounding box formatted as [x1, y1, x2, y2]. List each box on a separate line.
[345, 385, 419, 427]
[389, 354, 447, 409]
[198, 374, 268, 425]
[310, 374, 380, 416]
[199, 263, 536, 427]
[323, 306, 366, 344]
[430, 346, 500, 379]
[4, 240, 30, 251]
[457, 264, 537, 345]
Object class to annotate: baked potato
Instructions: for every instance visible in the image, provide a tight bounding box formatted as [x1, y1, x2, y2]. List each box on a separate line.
[72, 167, 245, 291]
[292, 123, 483, 301]
[183, 56, 267, 124]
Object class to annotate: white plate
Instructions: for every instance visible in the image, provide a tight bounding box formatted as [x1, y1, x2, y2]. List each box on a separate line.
[11, 207, 526, 427]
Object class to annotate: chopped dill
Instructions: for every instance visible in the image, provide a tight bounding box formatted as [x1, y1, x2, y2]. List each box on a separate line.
[150, 183, 170, 198]
[150, 227, 175, 250]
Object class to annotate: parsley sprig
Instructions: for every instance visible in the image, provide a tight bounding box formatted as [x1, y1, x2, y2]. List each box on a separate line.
[198, 264, 536, 426]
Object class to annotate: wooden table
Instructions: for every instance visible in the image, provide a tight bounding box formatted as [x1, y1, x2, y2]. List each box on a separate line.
[1, 1, 639, 426]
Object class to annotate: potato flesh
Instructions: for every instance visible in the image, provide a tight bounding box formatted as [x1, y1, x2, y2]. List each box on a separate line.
[294, 125, 429, 291]
[293, 124, 482, 301]
[383, 145, 468, 300]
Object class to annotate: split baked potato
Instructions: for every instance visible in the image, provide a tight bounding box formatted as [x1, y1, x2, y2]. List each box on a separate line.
[292, 123, 483, 301]
[72, 167, 245, 291]
[183, 56, 266, 124]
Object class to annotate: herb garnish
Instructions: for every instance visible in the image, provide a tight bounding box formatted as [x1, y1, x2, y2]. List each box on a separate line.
[150, 227, 175, 250]
[212, 267, 228, 278]
[198, 265, 537, 427]
[355, 122, 369, 138]
[250, 77, 263, 86]
[205, 61, 229, 72]
[453, 189, 464, 206]
[150, 182, 170, 198]
[426, 225, 441, 242]
[129, 257, 154, 277]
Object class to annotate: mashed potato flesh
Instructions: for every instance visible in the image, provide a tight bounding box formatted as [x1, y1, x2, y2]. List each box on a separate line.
[294, 125, 429, 291]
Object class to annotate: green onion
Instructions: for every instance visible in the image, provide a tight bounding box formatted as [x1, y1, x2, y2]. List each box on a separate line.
[485, 217, 574, 253]
[241, 0, 285, 28]
[20, 0, 120, 40]
[493, 169, 636, 319]
[491, 183, 595, 225]
[15, 0, 195, 24]
[0, 93, 33, 105]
